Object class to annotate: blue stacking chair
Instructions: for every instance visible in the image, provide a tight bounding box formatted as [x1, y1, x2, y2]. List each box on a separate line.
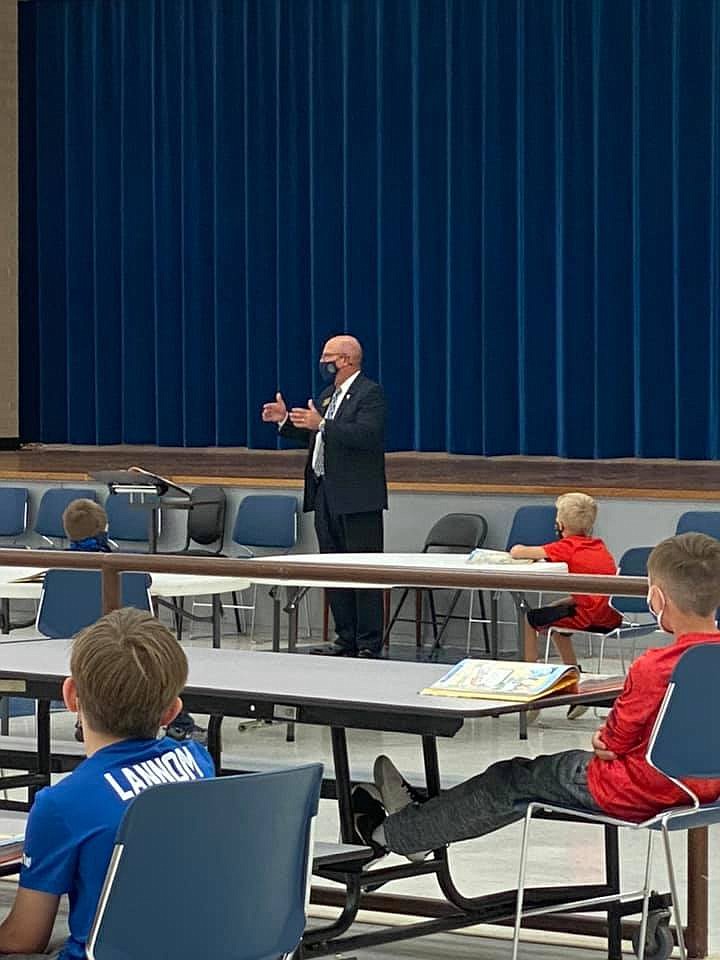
[545, 546, 658, 674]
[106, 493, 154, 552]
[675, 511, 720, 540]
[0, 487, 29, 541]
[219, 495, 300, 640]
[34, 488, 98, 546]
[512, 642, 720, 960]
[505, 505, 558, 550]
[87, 764, 323, 960]
[36, 569, 152, 638]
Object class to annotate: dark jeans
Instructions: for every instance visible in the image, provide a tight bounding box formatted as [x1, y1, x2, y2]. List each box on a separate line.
[314, 480, 384, 654]
[384, 750, 598, 855]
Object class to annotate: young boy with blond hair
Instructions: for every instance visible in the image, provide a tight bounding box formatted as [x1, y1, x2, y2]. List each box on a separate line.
[355, 533, 720, 860]
[510, 492, 621, 667]
[0, 608, 214, 960]
[62, 499, 111, 553]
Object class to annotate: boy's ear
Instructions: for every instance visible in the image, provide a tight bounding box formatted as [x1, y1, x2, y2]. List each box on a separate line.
[62, 677, 78, 712]
[160, 697, 183, 729]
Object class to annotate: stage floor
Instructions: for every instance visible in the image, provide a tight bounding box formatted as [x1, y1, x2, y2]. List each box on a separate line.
[0, 444, 718, 500]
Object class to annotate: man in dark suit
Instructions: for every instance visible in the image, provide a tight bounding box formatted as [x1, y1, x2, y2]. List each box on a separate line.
[262, 335, 387, 657]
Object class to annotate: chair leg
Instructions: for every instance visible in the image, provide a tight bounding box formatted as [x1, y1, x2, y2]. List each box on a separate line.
[544, 628, 553, 663]
[249, 584, 258, 644]
[477, 589, 490, 653]
[415, 590, 423, 648]
[660, 825, 688, 960]
[322, 590, 329, 643]
[465, 590, 474, 655]
[175, 597, 183, 643]
[636, 831, 656, 960]
[302, 591, 313, 640]
[427, 590, 439, 644]
[512, 807, 535, 960]
[382, 587, 409, 647]
[383, 589, 391, 650]
[231, 591, 243, 634]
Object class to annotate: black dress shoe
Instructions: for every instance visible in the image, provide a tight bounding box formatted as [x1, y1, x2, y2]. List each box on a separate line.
[358, 648, 381, 659]
[310, 643, 356, 657]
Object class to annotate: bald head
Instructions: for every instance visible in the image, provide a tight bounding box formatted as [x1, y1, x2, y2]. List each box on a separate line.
[323, 335, 363, 366]
[320, 335, 363, 386]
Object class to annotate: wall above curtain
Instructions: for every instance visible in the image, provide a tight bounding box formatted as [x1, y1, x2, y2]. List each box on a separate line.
[19, 0, 720, 457]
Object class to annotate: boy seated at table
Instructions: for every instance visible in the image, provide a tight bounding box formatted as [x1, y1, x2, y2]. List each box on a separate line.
[0, 608, 214, 960]
[62, 499, 112, 553]
[353, 533, 720, 862]
[510, 492, 621, 676]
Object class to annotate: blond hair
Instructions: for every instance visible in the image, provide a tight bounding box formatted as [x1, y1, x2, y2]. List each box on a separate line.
[555, 492, 597, 536]
[648, 533, 720, 617]
[71, 608, 187, 739]
[63, 499, 108, 542]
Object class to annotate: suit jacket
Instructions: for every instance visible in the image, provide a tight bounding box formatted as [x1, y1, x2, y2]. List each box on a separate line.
[280, 373, 387, 516]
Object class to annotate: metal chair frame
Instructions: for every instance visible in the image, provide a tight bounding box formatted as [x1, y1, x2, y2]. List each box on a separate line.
[512, 644, 720, 960]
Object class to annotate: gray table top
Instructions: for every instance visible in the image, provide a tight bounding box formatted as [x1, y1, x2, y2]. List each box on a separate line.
[0, 640, 622, 722]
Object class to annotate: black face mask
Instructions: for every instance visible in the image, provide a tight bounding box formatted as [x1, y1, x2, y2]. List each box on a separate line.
[319, 360, 338, 383]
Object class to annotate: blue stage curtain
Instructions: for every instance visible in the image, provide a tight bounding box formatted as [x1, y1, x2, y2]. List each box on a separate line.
[18, 0, 720, 457]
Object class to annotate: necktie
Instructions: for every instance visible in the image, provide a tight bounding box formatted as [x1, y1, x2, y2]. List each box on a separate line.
[313, 388, 342, 478]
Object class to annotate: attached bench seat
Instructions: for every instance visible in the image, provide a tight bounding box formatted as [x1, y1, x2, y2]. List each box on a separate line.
[0, 735, 84, 772]
[221, 753, 465, 793]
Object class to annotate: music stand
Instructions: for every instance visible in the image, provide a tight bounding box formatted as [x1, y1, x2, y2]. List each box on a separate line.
[91, 468, 192, 553]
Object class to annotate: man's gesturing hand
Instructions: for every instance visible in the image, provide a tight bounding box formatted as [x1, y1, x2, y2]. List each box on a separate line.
[289, 399, 323, 431]
[262, 392, 288, 423]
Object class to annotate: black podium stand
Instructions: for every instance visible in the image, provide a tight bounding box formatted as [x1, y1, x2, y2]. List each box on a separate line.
[91, 467, 192, 553]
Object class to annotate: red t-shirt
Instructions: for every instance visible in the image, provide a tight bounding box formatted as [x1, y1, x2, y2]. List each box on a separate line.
[543, 535, 621, 629]
[587, 632, 720, 821]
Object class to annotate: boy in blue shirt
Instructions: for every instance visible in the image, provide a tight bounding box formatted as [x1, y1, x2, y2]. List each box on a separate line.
[0, 608, 214, 959]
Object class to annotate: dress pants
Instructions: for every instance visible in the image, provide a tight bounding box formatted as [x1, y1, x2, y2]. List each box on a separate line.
[313, 479, 384, 654]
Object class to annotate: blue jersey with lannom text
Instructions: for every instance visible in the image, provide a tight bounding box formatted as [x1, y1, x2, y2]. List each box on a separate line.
[20, 737, 214, 960]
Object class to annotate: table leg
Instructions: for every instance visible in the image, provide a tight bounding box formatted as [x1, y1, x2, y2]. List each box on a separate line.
[490, 592, 499, 658]
[330, 727, 355, 843]
[32, 699, 51, 804]
[518, 711, 528, 741]
[270, 587, 281, 653]
[513, 593, 529, 740]
[207, 715, 223, 772]
[686, 828, 708, 959]
[604, 825, 622, 960]
[285, 587, 300, 743]
[211, 595, 222, 649]
[0, 601, 9, 737]
[286, 587, 300, 654]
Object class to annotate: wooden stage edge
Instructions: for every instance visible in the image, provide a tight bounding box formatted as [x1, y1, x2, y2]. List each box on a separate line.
[1, 445, 720, 501]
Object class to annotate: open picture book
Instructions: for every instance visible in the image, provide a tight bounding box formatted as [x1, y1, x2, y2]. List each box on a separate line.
[465, 548, 536, 565]
[421, 659, 580, 702]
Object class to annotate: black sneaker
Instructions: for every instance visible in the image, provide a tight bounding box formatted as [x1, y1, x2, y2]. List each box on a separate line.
[351, 784, 387, 861]
[166, 721, 208, 745]
[373, 756, 430, 862]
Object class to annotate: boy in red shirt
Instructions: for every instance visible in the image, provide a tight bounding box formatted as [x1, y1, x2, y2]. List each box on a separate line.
[509, 492, 621, 667]
[353, 533, 720, 859]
